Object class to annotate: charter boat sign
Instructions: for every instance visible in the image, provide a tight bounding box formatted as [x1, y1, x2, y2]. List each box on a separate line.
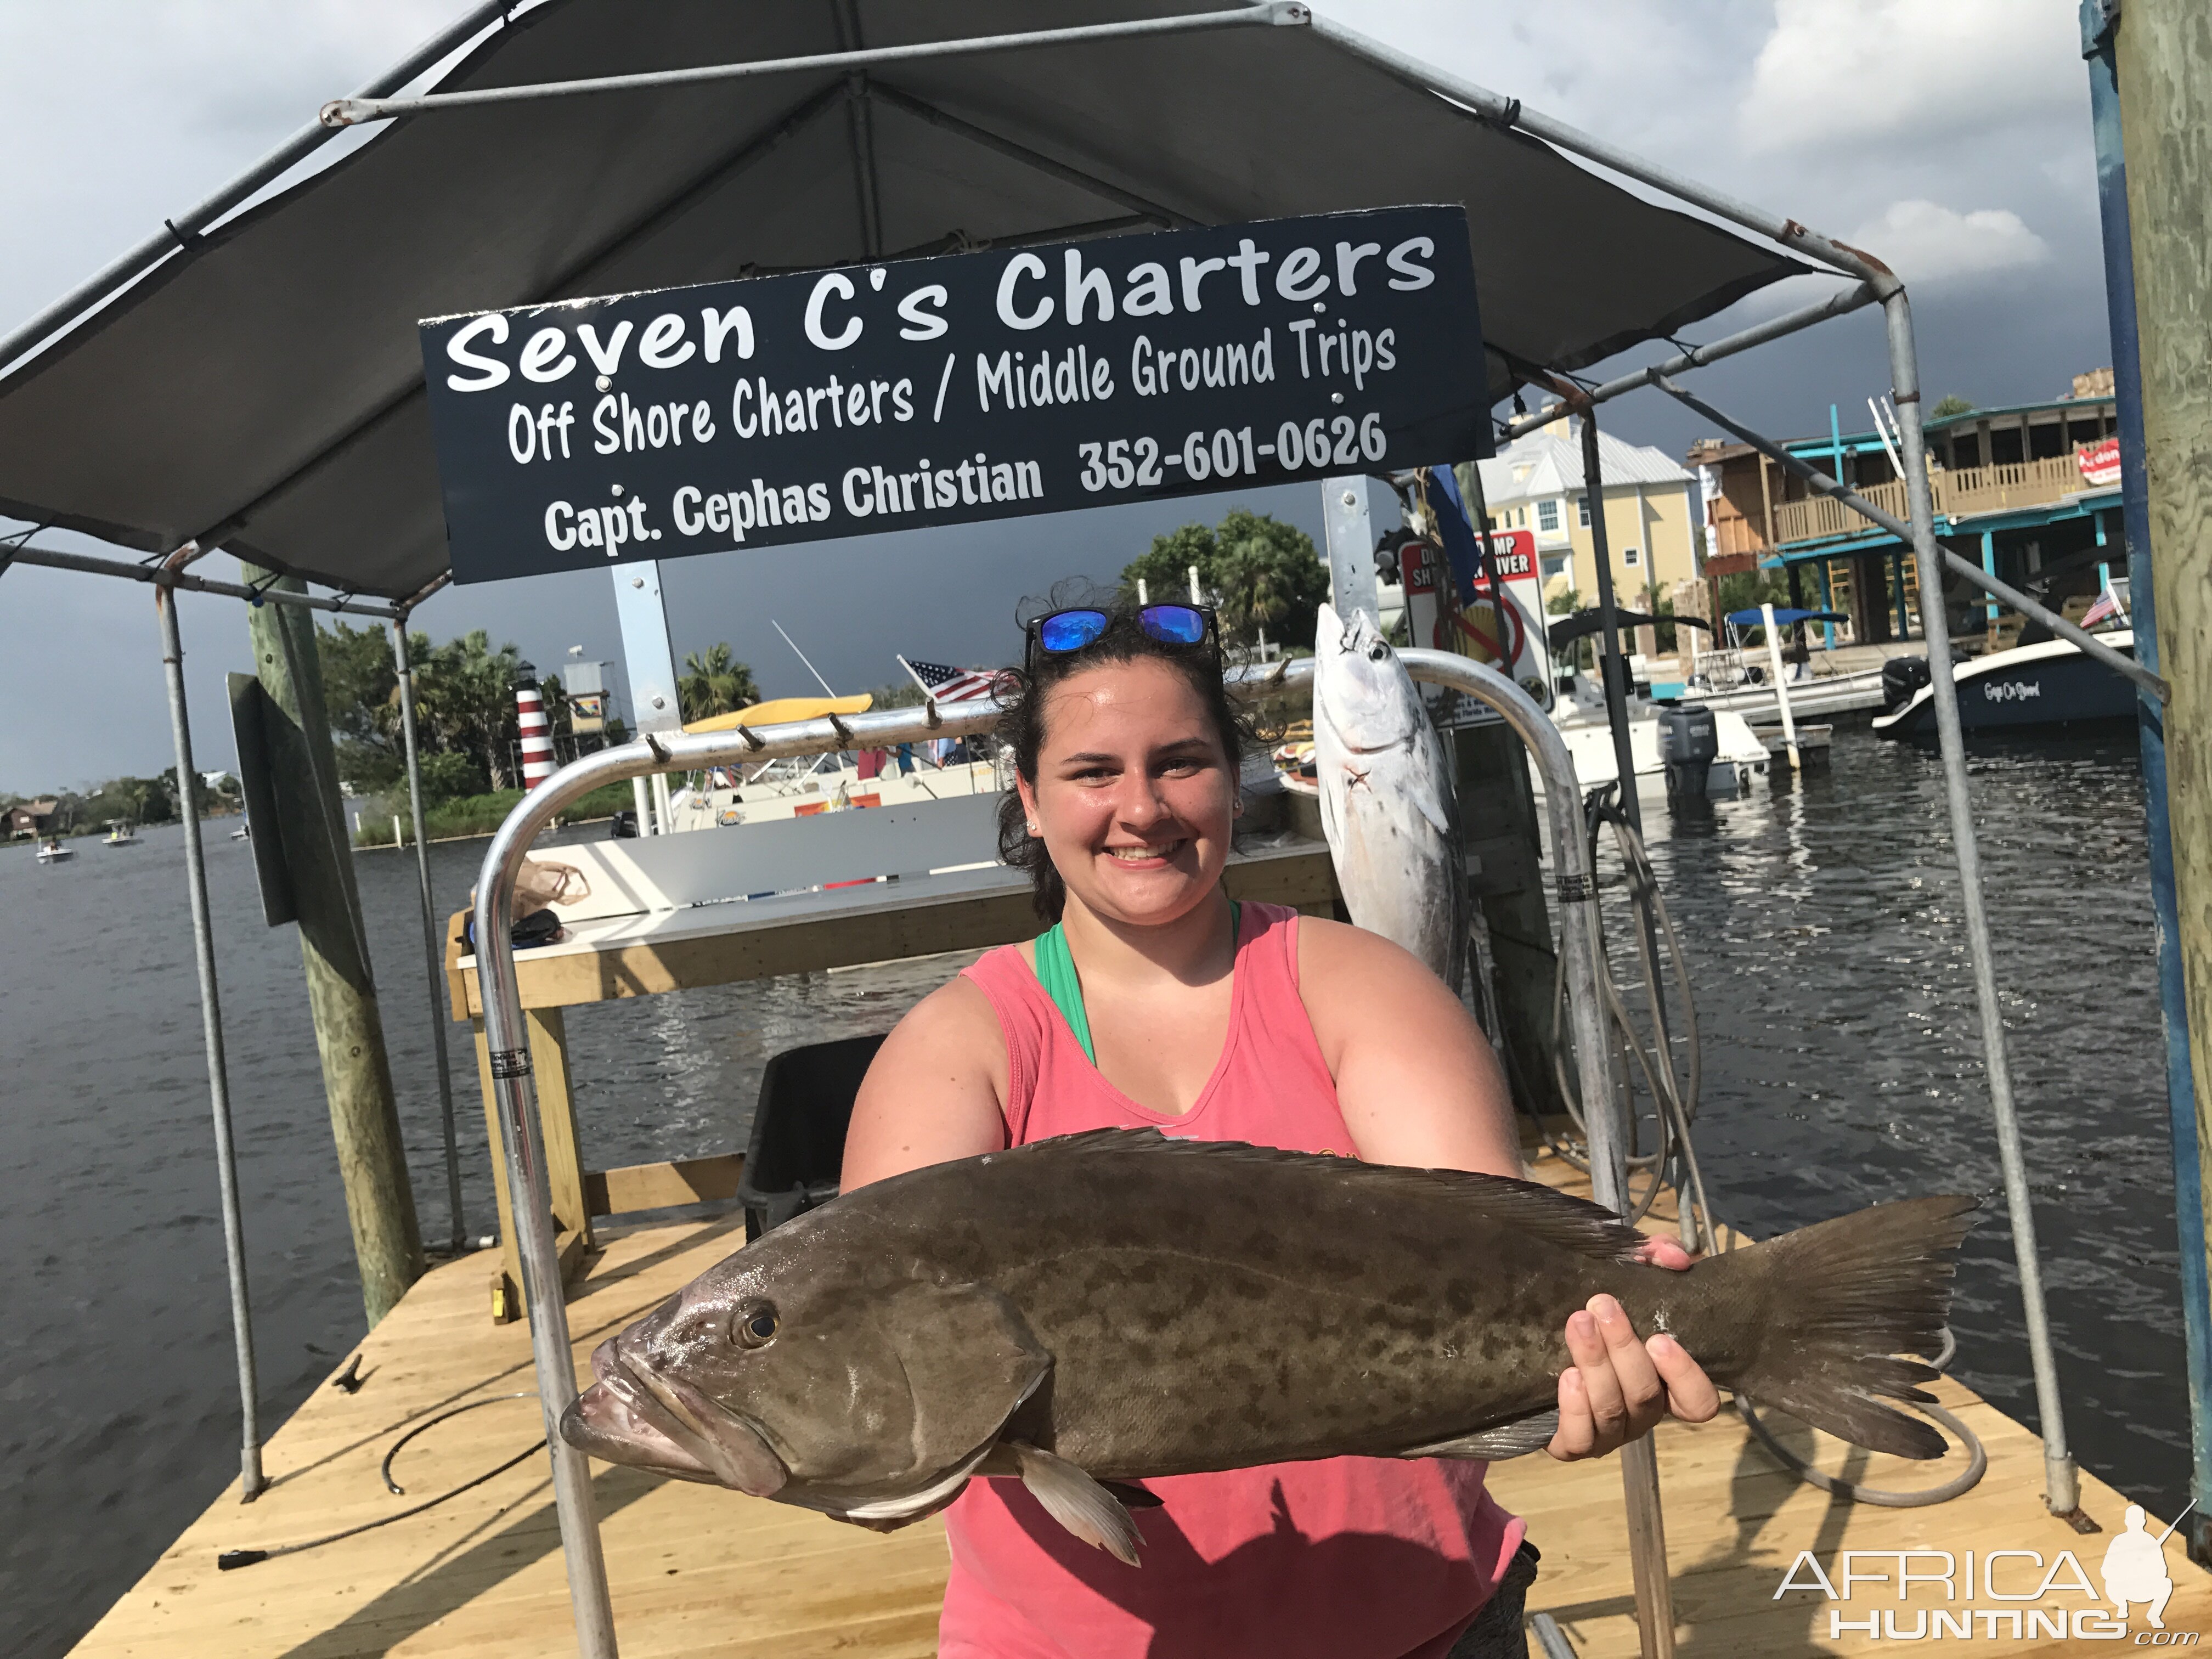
[419, 205, 1486, 584]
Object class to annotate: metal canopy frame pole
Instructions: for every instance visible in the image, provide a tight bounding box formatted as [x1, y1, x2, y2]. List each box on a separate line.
[7, 542, 403, 618]
[390, 615, 465, 1253]
[1881, 291, 2083, 1522]
[1571, 402, 1644, 838]
[320, 5, 1309, 126]
[154, 563, 265, 1502]
[1500, 283, 1881, 444]
[470, 659, 1615, 1659]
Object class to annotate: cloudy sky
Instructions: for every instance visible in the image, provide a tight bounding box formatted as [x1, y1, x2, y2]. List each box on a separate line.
[0, 0, 2103, 794]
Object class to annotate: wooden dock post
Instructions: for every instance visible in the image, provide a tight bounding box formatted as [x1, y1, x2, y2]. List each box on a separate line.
[243, 565, 424, 1324]
[2117, 0, 2212, 1564]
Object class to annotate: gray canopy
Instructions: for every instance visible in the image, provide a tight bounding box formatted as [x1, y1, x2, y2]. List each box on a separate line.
[0, 0, 1803, 599]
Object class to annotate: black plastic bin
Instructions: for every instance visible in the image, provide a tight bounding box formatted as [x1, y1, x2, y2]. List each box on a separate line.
[737, 1032, 888, 1239]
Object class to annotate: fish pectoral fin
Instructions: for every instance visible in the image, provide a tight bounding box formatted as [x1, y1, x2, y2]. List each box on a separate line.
[1011, 1443, 1144, 1567]
[1398, 1409, 1561, 1462]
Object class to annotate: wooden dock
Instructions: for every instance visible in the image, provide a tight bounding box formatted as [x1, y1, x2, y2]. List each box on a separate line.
[69, 1141, 2210, 1657]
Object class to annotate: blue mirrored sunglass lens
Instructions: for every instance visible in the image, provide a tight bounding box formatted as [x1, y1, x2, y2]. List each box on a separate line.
[1139, 605, 1207, 645]
[1039, 610, 1109, 652]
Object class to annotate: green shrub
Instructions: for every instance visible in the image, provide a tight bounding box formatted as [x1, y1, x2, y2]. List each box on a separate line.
[417, 751, 488, 802]
[353, 780, 635, 847]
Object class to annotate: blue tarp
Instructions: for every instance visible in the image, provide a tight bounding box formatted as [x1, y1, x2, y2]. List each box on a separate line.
[1725, 607, 1850, 627]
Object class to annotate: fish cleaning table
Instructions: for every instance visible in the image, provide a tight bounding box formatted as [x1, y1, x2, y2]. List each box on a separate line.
[443, 793, 1340, 1317]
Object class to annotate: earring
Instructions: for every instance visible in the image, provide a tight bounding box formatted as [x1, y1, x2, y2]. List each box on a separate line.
[1026, 821, 1040, 836]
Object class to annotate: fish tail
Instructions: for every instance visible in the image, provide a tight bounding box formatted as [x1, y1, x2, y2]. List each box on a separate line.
[1709, 1195, 1977, 1460]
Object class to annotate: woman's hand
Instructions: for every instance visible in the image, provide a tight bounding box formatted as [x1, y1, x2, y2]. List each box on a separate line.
[1546, 1238, 1722, 1462]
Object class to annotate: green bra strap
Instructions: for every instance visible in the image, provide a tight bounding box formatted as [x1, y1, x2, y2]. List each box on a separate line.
[1034, 902, 1239, 1069]
[1032, 922, 1096, 1063]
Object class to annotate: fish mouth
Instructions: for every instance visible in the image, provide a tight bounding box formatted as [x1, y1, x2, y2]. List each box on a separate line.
[560, 1337, 788, 1498]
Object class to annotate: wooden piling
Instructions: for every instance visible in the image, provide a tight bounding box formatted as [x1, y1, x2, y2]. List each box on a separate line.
[2118, 0, 2212, 1556]
[244, 565, 424, 1324]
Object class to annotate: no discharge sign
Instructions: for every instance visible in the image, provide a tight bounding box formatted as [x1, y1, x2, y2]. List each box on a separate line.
[419, 205, 1487, 584]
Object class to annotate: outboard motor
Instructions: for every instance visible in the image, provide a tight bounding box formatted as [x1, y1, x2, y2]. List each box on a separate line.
[1658, 703, 1719, 801]
[1881, 656, 1932, 711]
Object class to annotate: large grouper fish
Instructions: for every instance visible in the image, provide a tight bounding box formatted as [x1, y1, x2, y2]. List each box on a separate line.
[1312, 601, 1468, 991]
[565, 1130, 1974, 1566]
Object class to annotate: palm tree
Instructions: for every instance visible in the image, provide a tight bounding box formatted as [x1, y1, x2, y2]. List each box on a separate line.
[411, 630, 526, 788]
[679, 645, 758, 721]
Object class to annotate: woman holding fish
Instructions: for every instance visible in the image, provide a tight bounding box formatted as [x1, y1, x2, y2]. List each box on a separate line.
[842, 598, 1722, 1658]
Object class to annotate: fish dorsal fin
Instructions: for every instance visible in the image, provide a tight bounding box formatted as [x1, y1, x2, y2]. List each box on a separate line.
[1005, 1129, 1649, 1264]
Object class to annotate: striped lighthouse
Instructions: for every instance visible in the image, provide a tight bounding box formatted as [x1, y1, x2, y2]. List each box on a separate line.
[516, 685, 556, 791]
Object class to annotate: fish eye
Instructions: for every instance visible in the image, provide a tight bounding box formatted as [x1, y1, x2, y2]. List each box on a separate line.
[1367, 641, 1388, 661]
[735, 1301, 778, 1348]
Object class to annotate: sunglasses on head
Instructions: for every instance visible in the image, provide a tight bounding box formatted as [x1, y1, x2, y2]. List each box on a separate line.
[1023, 603, 1218, 674]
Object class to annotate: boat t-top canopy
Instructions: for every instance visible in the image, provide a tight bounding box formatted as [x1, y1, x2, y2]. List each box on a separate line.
[0, 0, 1807, 601]
[1548, 607, 1712, 647]
[1725, 606, 1850, 627]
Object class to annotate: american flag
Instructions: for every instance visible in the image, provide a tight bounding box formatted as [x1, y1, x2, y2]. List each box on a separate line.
[899, 655, 1000, 704]
[2080, 583, 2126, 630]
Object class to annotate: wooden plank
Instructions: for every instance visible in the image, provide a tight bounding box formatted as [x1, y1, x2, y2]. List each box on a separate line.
[469, 1019, 523, 1323]
[585, 1153, 747, 1217]
[526, 1006, 592, 1252]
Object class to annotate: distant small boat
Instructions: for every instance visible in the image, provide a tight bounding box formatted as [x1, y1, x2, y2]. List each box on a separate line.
[103, 820, 139, 846]
[230, 825, 251, 841]
[36, 838, 72, 864]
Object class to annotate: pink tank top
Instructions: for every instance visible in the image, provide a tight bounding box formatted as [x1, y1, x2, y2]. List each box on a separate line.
[940, 902, 1525, 1659]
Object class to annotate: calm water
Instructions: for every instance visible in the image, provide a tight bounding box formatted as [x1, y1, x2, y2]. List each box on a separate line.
[0, 721, 2186, 1656]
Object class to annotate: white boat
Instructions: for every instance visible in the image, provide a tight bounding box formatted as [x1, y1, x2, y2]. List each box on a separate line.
[103, 820, 138, 845]
[1679, 608, 1903, 721]
[1538, 676, 1770, 800]
[230, 825, 251, 840]
[1681, 662, 1895, 721]
[35, 837, 72, 863]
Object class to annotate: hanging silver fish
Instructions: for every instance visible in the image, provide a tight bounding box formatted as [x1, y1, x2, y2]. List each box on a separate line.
[1312, 602, 1468, 992]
